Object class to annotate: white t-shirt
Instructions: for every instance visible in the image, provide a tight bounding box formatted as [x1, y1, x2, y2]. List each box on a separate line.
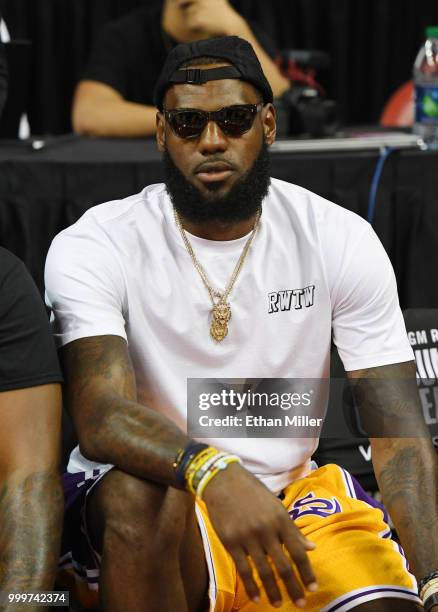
[45, 178, 414, 493]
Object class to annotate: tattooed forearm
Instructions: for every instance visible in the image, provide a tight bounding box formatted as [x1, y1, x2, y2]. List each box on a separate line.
[348, 361, 438, 578]
[348, 361, 430, 437]
[374, 439, 438, 577]
[91, 393, 190, 485]
[0, 470, 63, 605]
[61, 336, 190, 487]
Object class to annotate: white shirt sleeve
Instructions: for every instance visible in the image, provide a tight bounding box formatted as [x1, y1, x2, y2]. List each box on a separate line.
[331, 224, 414, 371]
[45, 220, 127, 348]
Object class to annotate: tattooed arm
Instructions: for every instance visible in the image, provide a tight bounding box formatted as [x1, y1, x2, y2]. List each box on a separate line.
[347, 361, 438, 579]
[60, 335, 190, 486]
[61, 335, 319, 605]
[0, 383, 63, 610]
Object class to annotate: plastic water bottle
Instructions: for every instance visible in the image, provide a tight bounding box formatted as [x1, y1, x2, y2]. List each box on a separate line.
[413, 26, 438, 146]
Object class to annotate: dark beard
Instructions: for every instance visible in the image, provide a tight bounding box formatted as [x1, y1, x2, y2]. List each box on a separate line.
[163, 142, 271, 223]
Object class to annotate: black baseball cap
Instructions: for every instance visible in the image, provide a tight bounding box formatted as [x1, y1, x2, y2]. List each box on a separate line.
[153, 35, 274, 109]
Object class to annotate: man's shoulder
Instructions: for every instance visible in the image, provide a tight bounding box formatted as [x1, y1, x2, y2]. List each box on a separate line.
[67, 183, 165, 228]
[51, 183, 168, 248]
[269, 177, 369, 233]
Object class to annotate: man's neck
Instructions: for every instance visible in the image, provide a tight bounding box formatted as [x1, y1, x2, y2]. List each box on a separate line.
[178, 214, 259, 241]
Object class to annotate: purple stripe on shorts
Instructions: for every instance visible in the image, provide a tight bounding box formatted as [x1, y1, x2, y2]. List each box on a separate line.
[396, 542, 410, 571]
[349, 472, 389, 524]
[328, 587, 418, 611]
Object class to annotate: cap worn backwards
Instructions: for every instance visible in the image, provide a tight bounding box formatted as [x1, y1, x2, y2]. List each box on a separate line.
[153, 35, 274, 109]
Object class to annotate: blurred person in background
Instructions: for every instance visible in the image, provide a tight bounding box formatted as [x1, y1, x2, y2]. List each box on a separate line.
[72, 0, 290, 137]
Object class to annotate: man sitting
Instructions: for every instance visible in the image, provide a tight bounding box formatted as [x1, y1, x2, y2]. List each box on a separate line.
[47, 36, 436, 611]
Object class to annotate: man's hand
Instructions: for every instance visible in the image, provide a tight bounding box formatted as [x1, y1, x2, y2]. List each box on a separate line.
[203, 462, 317, 608]
[180, 0, 248, 38]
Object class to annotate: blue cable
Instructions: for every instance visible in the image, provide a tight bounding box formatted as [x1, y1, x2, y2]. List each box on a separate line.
[367, 146, 395, 225]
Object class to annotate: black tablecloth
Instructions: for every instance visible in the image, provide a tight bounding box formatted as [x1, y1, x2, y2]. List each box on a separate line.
[0, 135, 436, 308]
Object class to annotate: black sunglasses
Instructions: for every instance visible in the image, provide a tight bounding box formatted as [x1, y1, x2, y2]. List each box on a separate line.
[163, 103, 264, 139]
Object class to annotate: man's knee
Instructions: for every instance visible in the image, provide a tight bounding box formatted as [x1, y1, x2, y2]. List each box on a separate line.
[87, 468, 195, 555]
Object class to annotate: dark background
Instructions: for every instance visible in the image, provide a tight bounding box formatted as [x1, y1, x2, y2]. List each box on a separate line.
[1, 0, 438, 136]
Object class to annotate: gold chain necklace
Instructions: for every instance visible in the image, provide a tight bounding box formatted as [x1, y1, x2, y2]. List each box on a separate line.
[173, 208, 262, 342]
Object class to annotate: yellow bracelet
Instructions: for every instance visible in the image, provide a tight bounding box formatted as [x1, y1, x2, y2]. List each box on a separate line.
[185, 447, 217, 479]
[190, 451, 229, 493]
[186, 449, 222, 494]
[184, 447, 220, 493]
[187, 448, 217, 472]
[196, 455, 241, 499]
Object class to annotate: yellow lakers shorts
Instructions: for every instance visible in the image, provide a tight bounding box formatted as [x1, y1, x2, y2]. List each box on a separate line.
[195, 464, 421, 611]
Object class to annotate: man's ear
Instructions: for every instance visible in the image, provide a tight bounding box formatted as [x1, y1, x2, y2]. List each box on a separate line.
[156, 111, 166, 152]
[262, 103, 276, 146]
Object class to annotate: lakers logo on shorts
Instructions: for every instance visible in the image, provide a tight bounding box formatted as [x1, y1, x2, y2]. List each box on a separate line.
[288, 491, 342, 520]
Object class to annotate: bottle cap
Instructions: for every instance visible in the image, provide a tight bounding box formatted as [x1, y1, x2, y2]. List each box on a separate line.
[426, 26, 438, 38]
